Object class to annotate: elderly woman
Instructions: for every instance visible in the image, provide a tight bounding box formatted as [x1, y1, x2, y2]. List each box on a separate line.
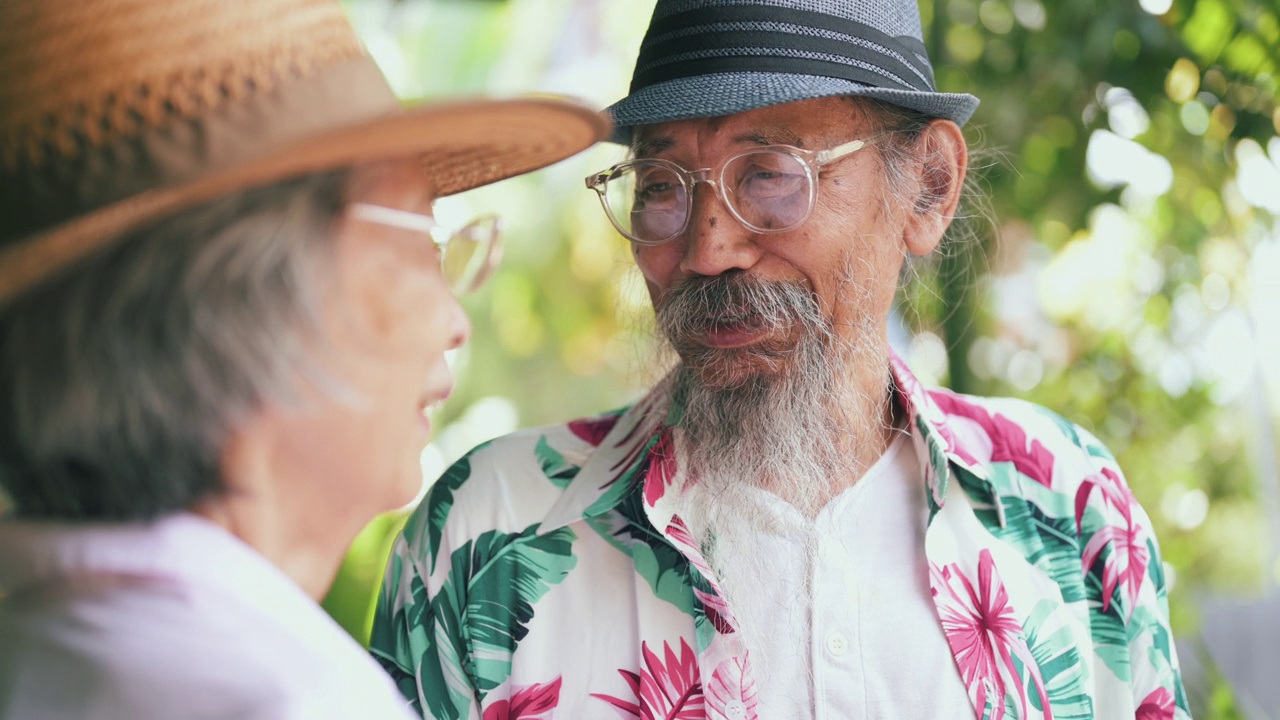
[0, 0, 606, 718]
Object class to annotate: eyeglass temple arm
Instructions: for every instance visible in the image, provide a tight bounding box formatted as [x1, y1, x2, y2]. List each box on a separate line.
[348, 203, 439, 233]
[585, 173, 608, 191]
[814, 139, 869, 165]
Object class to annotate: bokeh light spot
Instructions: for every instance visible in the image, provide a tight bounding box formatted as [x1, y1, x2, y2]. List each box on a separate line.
[1012, 0, 1046, 30]
[1006, 350, 1045, 391]
[1113, 30, 1141, 60]
[1165, 58, 1201, 103]
[1180, 100, 1211, 135]
[908, 331, 949, 386]
[946, 24, 986, 64]
[1201, 272, 1231, 311]
[979, 0, 1015, 34]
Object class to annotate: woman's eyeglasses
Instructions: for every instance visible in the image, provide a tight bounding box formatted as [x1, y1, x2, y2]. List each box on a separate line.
[348, 203, 502, 295]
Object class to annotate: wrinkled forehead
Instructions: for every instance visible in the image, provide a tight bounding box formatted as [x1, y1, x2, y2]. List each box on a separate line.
[630, 96, 879, 158]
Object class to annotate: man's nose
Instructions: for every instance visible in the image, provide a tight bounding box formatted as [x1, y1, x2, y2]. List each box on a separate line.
[678, 183, 763, 277]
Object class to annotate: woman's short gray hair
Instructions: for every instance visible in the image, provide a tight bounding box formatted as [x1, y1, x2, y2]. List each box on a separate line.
[0, 170, 349, 521]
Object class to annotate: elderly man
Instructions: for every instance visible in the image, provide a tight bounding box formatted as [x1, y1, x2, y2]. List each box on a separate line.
[371, 1, 1188, 718]
[0, 0, 606, 718]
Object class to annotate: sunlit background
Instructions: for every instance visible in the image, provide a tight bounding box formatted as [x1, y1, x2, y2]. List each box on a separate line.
[323, 0, 1280, 716]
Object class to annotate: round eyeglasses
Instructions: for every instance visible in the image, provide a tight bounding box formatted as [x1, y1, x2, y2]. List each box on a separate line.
[348, 203, 502, 295]
[584, 139, 874, 246]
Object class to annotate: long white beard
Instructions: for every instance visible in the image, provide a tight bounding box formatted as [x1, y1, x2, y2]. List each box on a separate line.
[652, 269, 893, 706]
[655, 271, 890, 519]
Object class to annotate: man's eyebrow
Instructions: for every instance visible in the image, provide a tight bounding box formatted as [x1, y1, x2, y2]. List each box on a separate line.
[733, 129, 805, 148]
[632, 136, 675, 158]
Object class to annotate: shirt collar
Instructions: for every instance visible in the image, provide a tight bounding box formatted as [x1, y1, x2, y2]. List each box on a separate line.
[537, 386, 671, 533]
[887, 351, 998, 516]
[538, 350, 1002, 533]
[0, 512, 326, 622]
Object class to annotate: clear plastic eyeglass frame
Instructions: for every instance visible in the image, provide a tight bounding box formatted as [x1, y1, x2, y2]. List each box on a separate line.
[584, 138, 873, 246]
[347, 202, 502, 295]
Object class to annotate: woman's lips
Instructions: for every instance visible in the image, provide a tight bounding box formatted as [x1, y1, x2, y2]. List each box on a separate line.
[417, 387, 453, 431]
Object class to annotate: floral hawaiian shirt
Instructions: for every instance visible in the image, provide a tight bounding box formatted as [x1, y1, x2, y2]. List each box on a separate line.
[371, 355, 1190, 720]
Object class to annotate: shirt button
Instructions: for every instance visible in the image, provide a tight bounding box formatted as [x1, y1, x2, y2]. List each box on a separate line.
[827, 632, 849, 657]
[725, 699, 746, 718]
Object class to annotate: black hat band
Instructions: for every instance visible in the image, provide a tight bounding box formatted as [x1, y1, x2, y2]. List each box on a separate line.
[631, 6, 937, 95]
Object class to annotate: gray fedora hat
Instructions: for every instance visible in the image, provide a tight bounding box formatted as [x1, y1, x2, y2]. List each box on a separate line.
[606, 0, 980, 144]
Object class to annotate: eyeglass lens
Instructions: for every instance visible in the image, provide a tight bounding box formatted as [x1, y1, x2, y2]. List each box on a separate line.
[603, 150, 812, 243]
[441, 216, 500, 295]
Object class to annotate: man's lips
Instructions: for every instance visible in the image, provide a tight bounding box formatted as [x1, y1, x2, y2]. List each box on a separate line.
[699, 319, 770, 349]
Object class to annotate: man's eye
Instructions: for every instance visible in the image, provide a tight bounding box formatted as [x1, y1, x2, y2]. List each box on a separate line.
[740, 170, 791, 188]
[640, 181, 675, 195]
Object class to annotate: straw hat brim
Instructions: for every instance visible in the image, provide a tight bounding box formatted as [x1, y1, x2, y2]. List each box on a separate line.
[1, 97, 609, 302]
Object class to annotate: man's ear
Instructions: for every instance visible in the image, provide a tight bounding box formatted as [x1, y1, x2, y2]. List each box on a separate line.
[902, 119, 968, 256]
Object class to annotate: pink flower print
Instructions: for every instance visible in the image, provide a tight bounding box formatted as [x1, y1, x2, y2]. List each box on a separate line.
[693, 587, 736, 635]
[931, 392, 1056, 488]
[943, 412, 996, 467]
[644, 430, 678, 507]
[569, 415, 620, 447]
[483, 677, 562, 720]
[591, 638, 706, 720]
[664, 517, 719, 587]
[1136, 687, 1175, 720]
[664, 517, 738, 635]
[890, 351, 926, 414]
[1076, 468, 1150, 618]
[593, 669, 643, 719]
[705, 655, 758, 720]
[931, 549, 1051, 720]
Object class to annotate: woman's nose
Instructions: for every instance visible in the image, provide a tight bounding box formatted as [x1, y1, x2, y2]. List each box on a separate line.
[444, 294, 471, 350]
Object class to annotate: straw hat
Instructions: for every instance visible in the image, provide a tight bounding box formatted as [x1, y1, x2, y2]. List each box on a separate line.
[606, 0, 979, 143]
[0, 0, 610, 301]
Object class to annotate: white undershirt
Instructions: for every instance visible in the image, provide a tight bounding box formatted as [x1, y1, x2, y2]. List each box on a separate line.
[687, 434, 974, 720]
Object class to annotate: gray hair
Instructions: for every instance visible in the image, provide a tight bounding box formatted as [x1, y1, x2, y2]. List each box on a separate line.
[0, 170, 349, 521]
[852, 97, 991, 257]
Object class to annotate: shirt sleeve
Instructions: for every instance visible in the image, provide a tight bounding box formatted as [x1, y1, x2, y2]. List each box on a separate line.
[1073, 425, 1192, 719]
[369, 495, 479, 720]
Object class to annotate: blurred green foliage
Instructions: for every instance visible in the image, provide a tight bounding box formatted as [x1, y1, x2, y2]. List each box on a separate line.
[328, 0, 1280, 715]
[914, 0, 1280, 616]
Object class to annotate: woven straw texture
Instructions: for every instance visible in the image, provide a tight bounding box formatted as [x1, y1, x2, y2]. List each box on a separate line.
[0, 0, 609, 301]
[0, 0, 363, 170]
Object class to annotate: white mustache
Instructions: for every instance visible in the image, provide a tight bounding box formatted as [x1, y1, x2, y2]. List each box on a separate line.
[655, 274, 822, 345]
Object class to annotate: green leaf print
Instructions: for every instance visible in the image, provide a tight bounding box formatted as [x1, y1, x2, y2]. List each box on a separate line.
[916, 415, 950, 517]
[1082, 566, 1132, 683]
[406, 439, 500, 575]
[584, 431, 663, 517]
[993, 494, 1087, 605]
[382, 524, 578, 719]
[586, 484, 695, 617]
[449, 525, 579, 698]
[1036, 406, 1083, 446]
[388, 564, 474, 720]
[421, 587, 475, 719]
[1022, 600, 1095, 719]
[535, 436, 579, 489]
[401, 455, 472, 575]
